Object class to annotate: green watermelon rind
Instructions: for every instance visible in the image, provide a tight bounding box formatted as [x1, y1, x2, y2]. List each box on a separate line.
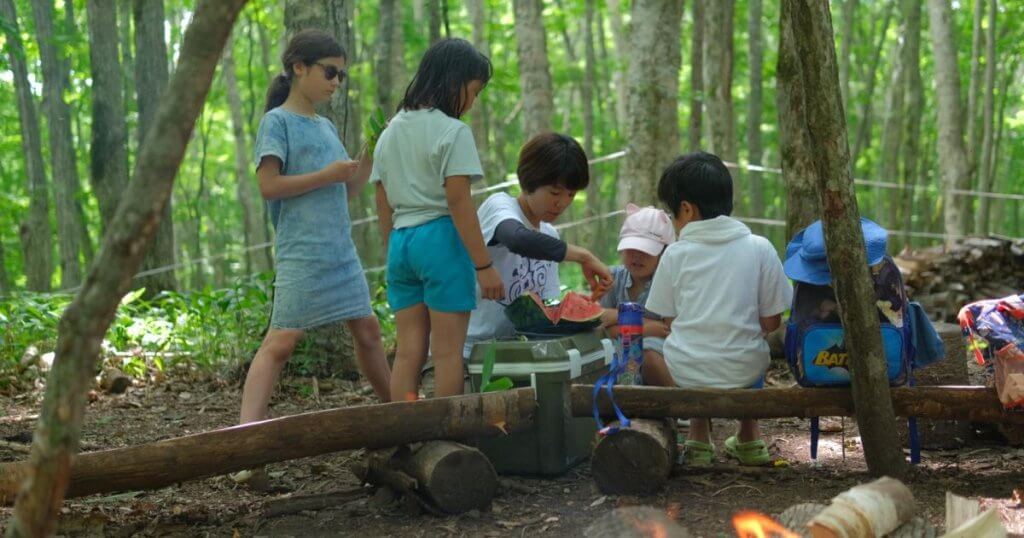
[504, 291, 603, 334]
[504, 293, 552, 331]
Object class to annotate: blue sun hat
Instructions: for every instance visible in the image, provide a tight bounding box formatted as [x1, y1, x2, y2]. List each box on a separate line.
[784, 218, 889, 285]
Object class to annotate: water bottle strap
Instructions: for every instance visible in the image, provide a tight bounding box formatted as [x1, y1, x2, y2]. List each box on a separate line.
[593, 351, 631, 435]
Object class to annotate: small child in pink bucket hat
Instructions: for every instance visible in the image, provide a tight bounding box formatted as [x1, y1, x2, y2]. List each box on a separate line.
[599, 203, 676, 369]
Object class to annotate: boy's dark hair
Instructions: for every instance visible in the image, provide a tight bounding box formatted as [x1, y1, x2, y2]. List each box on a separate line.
[399, 38, 492, 118]
[657, 151, 734, 219]
[264, 30, 346, 112]
[516, 133, 590, 193]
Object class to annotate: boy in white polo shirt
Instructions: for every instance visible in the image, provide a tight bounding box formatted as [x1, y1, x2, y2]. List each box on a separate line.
[644, 152, 793, 466]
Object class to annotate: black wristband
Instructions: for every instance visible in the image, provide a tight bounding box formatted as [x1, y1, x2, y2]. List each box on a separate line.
[475, 262, 493, 271]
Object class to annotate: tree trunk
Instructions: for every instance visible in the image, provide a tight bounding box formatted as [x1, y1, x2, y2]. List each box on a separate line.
[582, 0, 596, 158]
[849, 1, 895, 169]
[966, 0, 984, 185]
[989, 60, 1016, 229]
[879, 38, 905, 232]
[575, 385, 1020, 425]
[927, 0, 971, 243]
[513, 0, 555, 138]
[118, 0, 135, 158]
[687, 0, 704, 153]
[554, 0, 577, 65]
[428, 0, 441, 45]
[466, 0, 496, 181]
[703, 0, 735, 166]
[594, 1, 610, 111]
[899, 0, 924, 246]
[1, 0, 53, 292]
[591, 418, 675, 496]
[838, 0, 858, 109]
[620, 0, 684, 209]
[223, 38, 271, 276]
[29, 0, 86, 290]
[192, 112, 213, 289]
[777, 10, 820, 239]
[606, 0, 628, 132]
[974, 0, 997, 234]
[5, 3, 248, 534]
[747, 0, 765, 220]
[583, 0, 601, 245]
[87, 0, 129, 233]
[134, 0, 178, 295]
[783, 0, 906, 479]
[376, 0, 404, 115]
[0, 228, 7, 293]
[1, 389, 535, 505]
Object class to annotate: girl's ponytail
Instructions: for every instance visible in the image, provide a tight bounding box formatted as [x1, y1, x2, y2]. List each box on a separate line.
[264, 73, 291, 112]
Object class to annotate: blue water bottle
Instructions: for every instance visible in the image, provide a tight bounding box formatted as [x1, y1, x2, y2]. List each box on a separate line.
[617, 302, 644, 385]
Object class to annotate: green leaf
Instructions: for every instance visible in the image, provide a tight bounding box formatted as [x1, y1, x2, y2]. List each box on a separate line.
[364, 107, 389, 155]
[479, 344, 496, 390]
[120, 288, 147, 306]
[481, 377, 513, 393]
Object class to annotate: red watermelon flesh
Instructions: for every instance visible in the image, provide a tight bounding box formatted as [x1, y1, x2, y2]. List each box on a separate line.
[516, 291, 602, 324]
[549, 291, 604, 324]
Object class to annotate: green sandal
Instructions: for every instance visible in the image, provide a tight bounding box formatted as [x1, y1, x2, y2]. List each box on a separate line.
[724, 435, 770, 466]
[681, 439, 716, 466]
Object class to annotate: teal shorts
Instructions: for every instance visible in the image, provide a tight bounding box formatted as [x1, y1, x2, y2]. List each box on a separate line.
[387, 216, 476, 313]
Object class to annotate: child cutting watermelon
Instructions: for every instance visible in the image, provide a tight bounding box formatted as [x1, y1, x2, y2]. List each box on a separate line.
[463, 133, 613, 358]
[597, 204, 676, 383]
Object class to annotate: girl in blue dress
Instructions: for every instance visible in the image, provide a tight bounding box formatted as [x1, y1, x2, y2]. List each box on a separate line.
[240, 30, 391, 427]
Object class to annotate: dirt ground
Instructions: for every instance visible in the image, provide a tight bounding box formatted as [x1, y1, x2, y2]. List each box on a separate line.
[2, 362, 1023, 537]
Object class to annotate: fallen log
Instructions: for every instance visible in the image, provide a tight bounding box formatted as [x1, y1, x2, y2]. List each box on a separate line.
[776, 503, 936, 538]
[591, 419, 676, 496]
[809, 477, 915, 537]
[573, 385, 1024, 424]
[99, 368, 131, 394]
[352, 441, 498, 514]
[0, 388, 535, 505]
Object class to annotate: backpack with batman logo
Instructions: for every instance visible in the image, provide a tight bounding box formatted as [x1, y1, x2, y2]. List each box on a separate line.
[784, 256, 914, 387]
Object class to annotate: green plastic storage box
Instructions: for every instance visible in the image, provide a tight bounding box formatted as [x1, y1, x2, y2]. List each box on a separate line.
[467, 329, 614, 476]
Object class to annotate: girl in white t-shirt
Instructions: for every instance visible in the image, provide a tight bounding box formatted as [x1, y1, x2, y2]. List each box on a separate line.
[464, 133, 613, 357]
[372, 39, 504, 402]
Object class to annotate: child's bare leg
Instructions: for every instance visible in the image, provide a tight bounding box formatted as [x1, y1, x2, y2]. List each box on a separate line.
[689, 418, 711, 444]
[240, 328, 304, 423]
[641, 350, 675, 387]
[346, 315, 392, 402]
[738, 419, 761, 443]
[428, 309, 471, 398]
[391, 304, 431, 402]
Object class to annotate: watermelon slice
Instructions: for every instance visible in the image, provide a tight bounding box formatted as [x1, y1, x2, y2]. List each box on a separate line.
[504, 291, 604, 335]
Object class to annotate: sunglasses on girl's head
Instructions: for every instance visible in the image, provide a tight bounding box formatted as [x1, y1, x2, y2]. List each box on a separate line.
[315, 62, 347, 82]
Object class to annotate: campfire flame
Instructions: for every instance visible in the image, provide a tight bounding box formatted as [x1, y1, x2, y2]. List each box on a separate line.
[732, 511, 800, 538]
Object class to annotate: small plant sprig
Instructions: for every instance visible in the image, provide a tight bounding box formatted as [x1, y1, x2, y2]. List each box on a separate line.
[362, 107, 389, 157]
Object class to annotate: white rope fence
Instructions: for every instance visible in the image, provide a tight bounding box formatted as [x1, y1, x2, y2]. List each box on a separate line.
[723, 160, 1024, 202]
[52, 149, 1024, 293]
